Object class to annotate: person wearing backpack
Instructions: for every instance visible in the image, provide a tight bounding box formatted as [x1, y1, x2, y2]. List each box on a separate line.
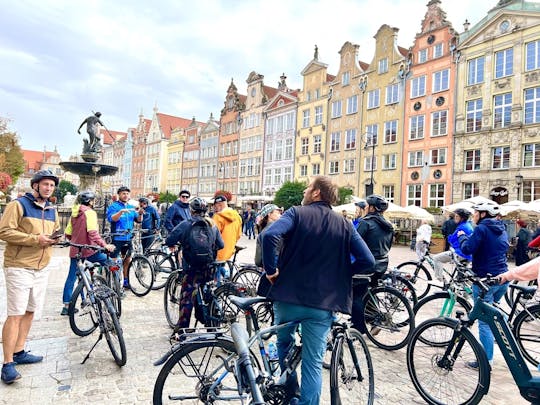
[165, 197, 224, 330]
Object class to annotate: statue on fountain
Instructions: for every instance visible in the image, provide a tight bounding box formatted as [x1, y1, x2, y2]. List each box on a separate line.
[78, 112, 104, 154]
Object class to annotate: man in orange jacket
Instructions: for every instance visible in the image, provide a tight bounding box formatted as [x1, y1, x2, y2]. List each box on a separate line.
[212, 195, 242, 283]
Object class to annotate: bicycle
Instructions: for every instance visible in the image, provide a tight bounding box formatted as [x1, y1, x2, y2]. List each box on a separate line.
[144, 232, 181, 290]
[153, 295, 374, 404]
[406, 276, 540, 405]
[381, 266, 418, 306]
[61, 241, 127, 367]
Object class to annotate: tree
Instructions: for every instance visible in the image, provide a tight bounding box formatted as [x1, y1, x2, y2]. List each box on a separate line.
[57, 180, 77, 203]
[0, 118, 25, 183]
[159, 191, 176, 204]
[214, 190, 233, 202]
[0, 172, 12, 192]
[274, 181, 306, 210]
[338, 186, 354, 205]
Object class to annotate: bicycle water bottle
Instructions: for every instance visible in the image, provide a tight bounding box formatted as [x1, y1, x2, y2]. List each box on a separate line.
[267, 342, 278, 361]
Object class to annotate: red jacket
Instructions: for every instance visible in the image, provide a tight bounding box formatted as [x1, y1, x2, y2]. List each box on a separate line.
[65, 204, 107, 258]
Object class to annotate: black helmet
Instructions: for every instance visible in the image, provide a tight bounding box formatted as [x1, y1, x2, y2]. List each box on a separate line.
[366, 194, 388, 212]
[77, 190, 96, 205]
[31, 169, 59, 187]
[454, 208, 471, 220]
[95, 112, 102, 117]
[138, 197, 149, 205]
[189, 197, 207, 213]
[117, 186, 130, 194]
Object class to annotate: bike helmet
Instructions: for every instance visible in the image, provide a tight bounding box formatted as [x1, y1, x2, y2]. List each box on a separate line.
[138, 197, 149, 205]
[30, 169, 59, 187]
[472, 201, 500, 217]
[189, 197, 207, 213]
[366, 194, 388, 212]
[117, 186, 130, 194]
[77, 190, 96, 205]
[453, 208, 471, 220]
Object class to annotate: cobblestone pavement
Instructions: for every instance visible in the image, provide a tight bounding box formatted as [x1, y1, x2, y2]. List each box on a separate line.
[0, 235, 535, 404]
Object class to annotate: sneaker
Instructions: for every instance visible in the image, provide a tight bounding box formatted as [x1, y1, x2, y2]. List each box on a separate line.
[60, 307, 78, 316]
[123, 279, 130, 289]
[1, 362, 21, 384]
[466, 361, 479, 370]
[13, 351, 43, 365]
[370, 326, 382, 336]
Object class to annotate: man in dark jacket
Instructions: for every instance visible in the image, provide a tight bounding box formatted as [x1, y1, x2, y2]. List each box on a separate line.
[262, 176, 374, 405]
[441, 212, 457, 251]
[138, 197, 161, 253]
[164, 190, 192, 233]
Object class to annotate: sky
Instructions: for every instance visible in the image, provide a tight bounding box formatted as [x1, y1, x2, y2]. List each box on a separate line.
[0, 0, 503, 158]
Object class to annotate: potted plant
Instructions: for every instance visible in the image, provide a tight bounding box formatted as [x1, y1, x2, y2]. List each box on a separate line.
[430, 233, 445, 254]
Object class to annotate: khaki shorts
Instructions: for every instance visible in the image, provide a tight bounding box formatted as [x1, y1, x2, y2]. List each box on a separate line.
[3, 267, 50, 318]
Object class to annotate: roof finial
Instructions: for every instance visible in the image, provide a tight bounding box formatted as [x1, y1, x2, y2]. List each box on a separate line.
[314, 44, 319, 60]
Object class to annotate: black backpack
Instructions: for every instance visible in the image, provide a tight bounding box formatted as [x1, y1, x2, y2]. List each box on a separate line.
[183, 218, 216, 268]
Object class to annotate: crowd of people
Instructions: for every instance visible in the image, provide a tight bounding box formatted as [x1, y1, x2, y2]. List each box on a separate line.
[1, 173, 539, 405]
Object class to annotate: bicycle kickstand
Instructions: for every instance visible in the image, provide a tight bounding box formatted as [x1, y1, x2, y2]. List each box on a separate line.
[81, 332, 104, 364]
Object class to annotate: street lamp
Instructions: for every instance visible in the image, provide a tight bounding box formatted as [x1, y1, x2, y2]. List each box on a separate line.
[363, 132, 376, 197]
[515, 173, 523, 200]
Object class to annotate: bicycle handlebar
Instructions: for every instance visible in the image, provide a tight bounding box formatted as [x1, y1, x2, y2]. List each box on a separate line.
[57, 241, 108, 253]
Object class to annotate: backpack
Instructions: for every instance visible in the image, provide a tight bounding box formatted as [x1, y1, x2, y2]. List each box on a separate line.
[183, 218, 216, 268]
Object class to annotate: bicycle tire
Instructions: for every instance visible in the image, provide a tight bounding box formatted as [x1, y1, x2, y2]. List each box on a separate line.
[413, 291, 472, 329]
[153, 337, 251, 404]
[105, 268, 122, 317]
[147, 251, 175, 290]
[163, 271, 182, 329]
[68, 275, 107, 337]
[382, 273, 418, 306]
[407, 317, 490, 405]
[128, 255, 154, 297]
[512, 302, 540, 367]
[330, 329, 374, 405]
[363, 285, 414, 350]
[99, 297, 127, 366]
[209, 283, 248, 332]
[232, 266, 261, 297]
[396, 261, 432, 299]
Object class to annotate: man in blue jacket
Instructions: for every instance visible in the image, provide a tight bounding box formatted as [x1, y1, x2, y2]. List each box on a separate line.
[138, 197, 160, 253]
[164, 190, 192, 233]
[262, 176, 374, 405]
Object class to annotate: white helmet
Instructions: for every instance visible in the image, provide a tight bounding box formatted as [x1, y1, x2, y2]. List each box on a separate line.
[472, 201, 500, 217]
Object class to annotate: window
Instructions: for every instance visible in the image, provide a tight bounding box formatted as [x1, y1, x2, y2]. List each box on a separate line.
[275, 139, 283, 160]
[347, 95, 358, 114]
[492, 146, 510, 169]
[411, 76, 426, 98]
[467, 56, 485, 85]
[345, 129, 356, 149]
[315, 89, 320, 99]
[466, 99, 483, 132]
[523, 180, 540, 202]
[464, 150, 481, 171]
[526, 40, 540, 71]
[312, 163, 321, 175]
[330, 132, 341, 152]
[367, 89, 380, 109]
[494, 93, 512, 128]
[314, 106, 323, 125]
[525, 87, 540, 124]
[433, 43, 444, 58]
[408, 151, 423, 167]
[364, 155, 376, 171]
[384, 120, 397, 143]
[331, 100, 342, 118]
[386, 84, 399, 104]
[431, 110, 448, 137]
[433, 69, 449, 93]
[407, 184, 422, 206]
[495, 48, 513, 78]
[301, 138, 309, 155]
[418, 49, 428, 63]
[302, 110, 310, 128]
[285, 138, 293, 160]
[274, 168, 282, 184]
[410, 115, 425, 140]
[329, 161, 339, 174]
[383, 185, 395, 202]
[342, 71, 350, 85]
[306, 91, 311, 102]
[313, 135, 322, 153]
[431, 148, 447, 165]
[523, 143, 540, 167]
[383, 153, 397, 170]
[463, 183, 479, 199]
[366, 124, 378, 145]
[344, 158, 355, 173]
[429, 184, 445, 207]
[378, 58, 388, 74]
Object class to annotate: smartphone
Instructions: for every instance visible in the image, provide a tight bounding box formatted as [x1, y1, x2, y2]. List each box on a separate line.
[50, 229, 64, 239]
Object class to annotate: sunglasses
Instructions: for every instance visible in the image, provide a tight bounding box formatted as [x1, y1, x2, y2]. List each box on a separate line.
[180, 195, 190, 199]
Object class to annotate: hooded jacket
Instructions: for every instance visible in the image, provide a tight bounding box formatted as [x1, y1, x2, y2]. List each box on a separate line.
[447, 220, 474, 260]
[458, 218, 509, 277]
[0, 193, 59, 270]
[212, 207, 242, 261]
[355, 212, 394, 273]
[164, 200, 192, 232]
[65, 204, 108, 259]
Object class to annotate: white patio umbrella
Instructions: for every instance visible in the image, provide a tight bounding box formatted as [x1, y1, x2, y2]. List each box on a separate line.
[404, 205, 435, 222]
[384, 202, 413, 219]
[441, 201, 475, 214]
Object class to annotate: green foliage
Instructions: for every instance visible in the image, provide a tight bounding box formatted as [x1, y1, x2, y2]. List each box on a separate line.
[425, 206, 442, 214]
[159, 191, 177, 204]
[0, 118, 25, 183]
[274, 181, 306, 210]
[57, 180, 77, 203]
[338, 186, 354, 205]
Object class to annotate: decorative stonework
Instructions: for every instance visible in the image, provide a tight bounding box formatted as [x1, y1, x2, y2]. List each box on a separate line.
[494, 77, 511, 90]
[525, 70, 540, 84]
[466, 85, 482, 97]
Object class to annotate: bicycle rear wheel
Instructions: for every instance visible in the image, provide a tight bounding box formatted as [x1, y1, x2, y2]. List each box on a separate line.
[407, 317, 490, 405]
[330, 329, 374, 405]
[163, 271, 182, 329]
[382, 273, 418, 306]
[153, 338, 248, 404]
[68, 280, 99, 337]
[396, 261, 432, 299]
[232, 266, 261, 297]
[147, 251, 175, 290]
[363, 286, 414, 350]
[104, 268, 122, 317]
[513, 302, 540, 367]
[209, 283, 248, 331]
[99, 297, 127, 366]
[128, 255, 154, 296]
[413, 291, 472, 328]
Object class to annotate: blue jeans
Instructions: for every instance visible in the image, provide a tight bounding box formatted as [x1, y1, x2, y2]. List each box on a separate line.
[472, 282, 509, 361]
[274, 301, 333, 405]
[214, 265, 230, 286]
[62, 252, 108, 304]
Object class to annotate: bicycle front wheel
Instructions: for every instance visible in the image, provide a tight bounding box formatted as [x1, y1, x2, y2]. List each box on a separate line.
[68, 280, 99, 337]
[407, 317, 490, 405]
[396, 261, 432, 299]
[330, 329, 374, 405]
[105, 268, 122, 317]
[147, 251, 175, 290]
[128, 255, 154, 297]
[513, 302, 540, 367]
[99, 297, 127, 366]
[414, 291, 472, 327]
[153, 338, 247, 404]
[163, 271, 182, 329]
